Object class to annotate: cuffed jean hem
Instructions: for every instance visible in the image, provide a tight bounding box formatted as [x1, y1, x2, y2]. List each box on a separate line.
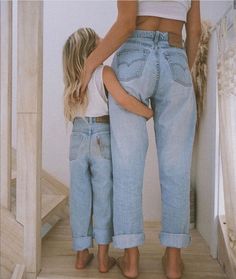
[94, 228, 113, 244]
[72, 236, 93, 251]
[159, 232, 191, 248]
[112, 233, 145, 249]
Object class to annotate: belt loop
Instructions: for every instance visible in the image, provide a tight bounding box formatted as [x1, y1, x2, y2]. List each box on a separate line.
[85, 117, 90, 124]
[82, 117, 86, 125]
[154, 30, 160, 44]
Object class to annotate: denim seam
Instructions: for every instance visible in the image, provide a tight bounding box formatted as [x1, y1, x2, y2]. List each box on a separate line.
[153, 51, 161, 97]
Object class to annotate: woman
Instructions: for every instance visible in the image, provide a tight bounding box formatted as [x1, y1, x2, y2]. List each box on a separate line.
[80, 1, 201, 278]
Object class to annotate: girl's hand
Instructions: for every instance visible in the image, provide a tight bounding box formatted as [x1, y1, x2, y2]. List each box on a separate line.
[145, 108, 154, 121]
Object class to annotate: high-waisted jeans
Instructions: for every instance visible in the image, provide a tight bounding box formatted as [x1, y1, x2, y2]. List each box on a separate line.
[109, 30, 197, 249]
[69, 117, 113, 251]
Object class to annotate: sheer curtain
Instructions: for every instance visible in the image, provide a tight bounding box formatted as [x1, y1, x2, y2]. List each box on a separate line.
[217, 12, 236, 262]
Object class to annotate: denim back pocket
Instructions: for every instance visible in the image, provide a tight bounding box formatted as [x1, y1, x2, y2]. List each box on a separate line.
[69, 132, 84, 161]
[115, 48, 150, 82]
[97, 132, 111, 160]
[164, 49, 192, 87]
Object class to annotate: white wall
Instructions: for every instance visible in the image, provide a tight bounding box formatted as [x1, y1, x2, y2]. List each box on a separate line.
[193, 29, 219, 257]
[194, 0, 231, 257]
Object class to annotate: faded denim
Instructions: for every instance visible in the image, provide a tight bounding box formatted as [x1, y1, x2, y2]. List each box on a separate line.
[69, 117, 113, 251]
[109, 30, 197, 249]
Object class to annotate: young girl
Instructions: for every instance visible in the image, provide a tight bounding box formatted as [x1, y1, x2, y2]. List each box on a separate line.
[62, 27, 153, 273]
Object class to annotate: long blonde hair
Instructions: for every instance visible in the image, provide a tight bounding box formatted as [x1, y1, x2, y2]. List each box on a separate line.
[62, 28, 99, 121]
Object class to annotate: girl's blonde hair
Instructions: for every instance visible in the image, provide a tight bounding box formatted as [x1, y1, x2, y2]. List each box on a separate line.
[62, 28, 99, 121]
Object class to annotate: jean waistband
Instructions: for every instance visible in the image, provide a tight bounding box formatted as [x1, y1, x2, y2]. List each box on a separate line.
[131, 30, 169, 40]
[73, 116, 110, 124]
[128, 30, 184, 48]
[72, 117, 110, 134]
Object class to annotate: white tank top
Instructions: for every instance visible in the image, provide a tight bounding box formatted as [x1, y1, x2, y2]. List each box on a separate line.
[138, 0, 191, 22]
[76, 65, 108, 117]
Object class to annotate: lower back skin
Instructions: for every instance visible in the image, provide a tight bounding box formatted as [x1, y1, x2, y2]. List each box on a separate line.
[136, 16, 184, 35]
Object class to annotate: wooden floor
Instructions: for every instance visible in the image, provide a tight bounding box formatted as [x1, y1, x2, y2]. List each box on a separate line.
[38, 218, 227, 279]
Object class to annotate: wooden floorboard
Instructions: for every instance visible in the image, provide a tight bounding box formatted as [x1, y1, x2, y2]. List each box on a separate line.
[38, 218, 227, 279]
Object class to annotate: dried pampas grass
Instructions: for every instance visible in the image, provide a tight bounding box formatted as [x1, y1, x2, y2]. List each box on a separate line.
[191, 21, 212, 129]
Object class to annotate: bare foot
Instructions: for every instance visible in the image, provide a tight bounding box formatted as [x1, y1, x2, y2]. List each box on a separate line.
[116, 247, 139, 279]
[98, 255, 116, 273]
[162, 247, 184, 279]
[75, 249, 94, 269]
[97, 244, 116, 273]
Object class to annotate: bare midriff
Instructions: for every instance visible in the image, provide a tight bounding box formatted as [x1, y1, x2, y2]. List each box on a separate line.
[136, 16, 185, 36]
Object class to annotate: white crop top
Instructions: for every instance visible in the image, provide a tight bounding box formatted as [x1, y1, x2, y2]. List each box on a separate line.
[138, 0, 191, 22]
[76, 65, 108, 117]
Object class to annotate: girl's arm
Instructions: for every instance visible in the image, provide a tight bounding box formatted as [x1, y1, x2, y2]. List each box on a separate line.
[81, 0, 137, 92]
[103, 66, 153, 120]
[185, 0, 201, 71]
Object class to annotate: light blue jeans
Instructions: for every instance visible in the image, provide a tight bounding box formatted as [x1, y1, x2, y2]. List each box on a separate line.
[109, 30, 197, 249]
[69, 117, 113, 251]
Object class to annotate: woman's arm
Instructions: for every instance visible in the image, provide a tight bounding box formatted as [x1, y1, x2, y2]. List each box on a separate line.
[103, 66, 153, 120]
[81, 0, 137, 92]
[185, 0, 201, 71]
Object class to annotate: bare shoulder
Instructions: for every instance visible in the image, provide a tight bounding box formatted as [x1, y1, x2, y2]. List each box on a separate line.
[102, 65, 117, 83]
[103, 65, 115, 76]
